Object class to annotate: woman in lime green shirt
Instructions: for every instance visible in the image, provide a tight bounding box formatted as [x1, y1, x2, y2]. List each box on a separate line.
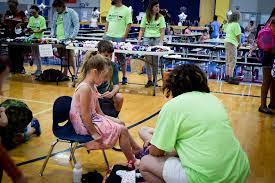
[138, 0, 166, 88]
[139, 64, 250, 183]
[225, 11, 241, 84]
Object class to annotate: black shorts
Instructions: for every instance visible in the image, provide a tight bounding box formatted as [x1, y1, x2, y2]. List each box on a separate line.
[98, 98, 118, 118]
[260, 51, 274, 68]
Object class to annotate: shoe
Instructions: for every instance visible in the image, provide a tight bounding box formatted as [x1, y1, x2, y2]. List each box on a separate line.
[122, 77, 128, 85]
[268, 104, 275, 109]
[145, 80, 154, 88]
[32, 70, 42, 76]
[20, 68, 26, 74]
[31, 118, 41, 136]
[258, 105, 274, 115]
[227, 77, 239, 85]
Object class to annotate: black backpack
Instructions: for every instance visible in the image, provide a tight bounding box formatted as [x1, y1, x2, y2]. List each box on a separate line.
[36, 69, 64, 82]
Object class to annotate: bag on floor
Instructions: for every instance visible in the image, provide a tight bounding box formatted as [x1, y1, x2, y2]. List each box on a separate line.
[0, 99, 33, 150]
[36, 69, 64, 82]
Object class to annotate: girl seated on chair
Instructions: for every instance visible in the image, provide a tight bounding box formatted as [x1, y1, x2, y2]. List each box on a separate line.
[70, 55, 142, 168]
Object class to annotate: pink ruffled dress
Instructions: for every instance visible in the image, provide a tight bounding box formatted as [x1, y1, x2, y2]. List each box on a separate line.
[70, 82, 123, 150]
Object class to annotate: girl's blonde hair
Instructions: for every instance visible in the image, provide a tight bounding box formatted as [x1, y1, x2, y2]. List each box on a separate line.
[77, 53, 112, 86]
[228, 11, 241, 23]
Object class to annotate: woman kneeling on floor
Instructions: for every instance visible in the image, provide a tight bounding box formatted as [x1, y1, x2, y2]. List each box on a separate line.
[139, 64, 250, 183]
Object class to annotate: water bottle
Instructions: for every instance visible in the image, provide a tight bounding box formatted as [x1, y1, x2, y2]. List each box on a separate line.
[73, 163, 82, 183]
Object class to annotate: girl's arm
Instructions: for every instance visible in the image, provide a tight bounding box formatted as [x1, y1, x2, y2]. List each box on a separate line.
[79, 86, 100, 137]
[160, 28, 165, 45]
[236, 34, 241, 49]
[138, 28, 145, 44]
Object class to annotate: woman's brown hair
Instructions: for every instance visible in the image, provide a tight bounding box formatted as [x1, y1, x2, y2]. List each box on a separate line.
[146, 0, 161, 23]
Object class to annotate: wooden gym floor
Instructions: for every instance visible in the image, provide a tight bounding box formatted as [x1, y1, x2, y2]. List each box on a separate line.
[2, 65, 275, 183]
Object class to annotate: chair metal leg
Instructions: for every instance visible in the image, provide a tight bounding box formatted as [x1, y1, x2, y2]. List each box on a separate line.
[69, 143, 77, 165]
[101, 149, 110, 172]
[69, 142, 78, 162]
[40, 140, 59, 176]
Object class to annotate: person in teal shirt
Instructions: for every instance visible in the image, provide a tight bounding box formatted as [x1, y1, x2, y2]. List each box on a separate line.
[104, 0, 132, 85]
[139, 64, 250, 183]
[26, 5, 46, 76]
[138, 0, 166, 88]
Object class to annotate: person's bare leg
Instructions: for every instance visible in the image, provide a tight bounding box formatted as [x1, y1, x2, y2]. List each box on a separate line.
[121, 64, 126, 78]
[119, 127, 136, 161]
[269, 79, 275, 106]
[69, 50, 76, 76]
[140, 155, 168, 183]
[113, 93, 124, 112]
[139, 126, 154, 144]
[261, 68, 272, 107]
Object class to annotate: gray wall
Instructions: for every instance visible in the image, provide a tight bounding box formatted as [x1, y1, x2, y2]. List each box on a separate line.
[230, 0, 258, 13]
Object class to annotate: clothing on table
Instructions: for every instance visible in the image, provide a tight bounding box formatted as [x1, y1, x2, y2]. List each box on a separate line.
[143, 37, 160, 81]
[210, 21, 220, 39]
[225, 22, 242, 47]
[4, 9, 27, 38]
[70, 82, 123, 150]
[51, 8, 80, 40]
[97, 62, 119, 94]
[104, 36, 126, 66]
[151, 92, 250, 183]
[140, 15, 166, 38]
[106, 5, 133, 38]
[27, 15, 46, 39]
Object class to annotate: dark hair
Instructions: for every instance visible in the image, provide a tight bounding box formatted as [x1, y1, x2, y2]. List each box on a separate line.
[98, 40, 114, 54]
[30, 5, 40, 12]
[52, 0, 65, 8]
[0, 56, 11, 74]
[213, 15, 218, 21]
[146, 0, 161, 23]
[163, 64, 210, 98]
[266, 7, 275, 24]
[250, 20, 254, 25]
[202, 29, 208, 33]
[255, 24, 265, 39]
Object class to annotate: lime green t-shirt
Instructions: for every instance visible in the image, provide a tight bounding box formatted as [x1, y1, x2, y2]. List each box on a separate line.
[106, 5, 132, 38]
[56, 14, 65, 40]
[225, 22, 241, 46]
[27, 15, 46, 39]
[151, 92, 250, 183]
[140, 15, 166, 38]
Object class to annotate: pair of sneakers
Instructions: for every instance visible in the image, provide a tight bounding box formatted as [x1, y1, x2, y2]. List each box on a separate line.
[32, 70, 42, 77]
[122, 77, 128, 85]
[259, 104, 275, 115]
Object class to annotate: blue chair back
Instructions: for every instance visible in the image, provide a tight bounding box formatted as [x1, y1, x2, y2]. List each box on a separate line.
[52, 96, 72, 131]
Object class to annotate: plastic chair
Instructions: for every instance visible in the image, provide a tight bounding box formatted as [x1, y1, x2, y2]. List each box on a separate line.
[40, 96, 110, 176]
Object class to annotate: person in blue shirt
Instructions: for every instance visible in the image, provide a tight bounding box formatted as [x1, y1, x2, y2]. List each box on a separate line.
[210, 15, 220, 39]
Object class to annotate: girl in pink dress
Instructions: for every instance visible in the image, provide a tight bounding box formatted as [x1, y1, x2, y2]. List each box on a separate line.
[70, 55, 142, 166]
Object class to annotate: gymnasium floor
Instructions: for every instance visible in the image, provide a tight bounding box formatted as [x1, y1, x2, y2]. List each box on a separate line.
[2, 65, 275, 183]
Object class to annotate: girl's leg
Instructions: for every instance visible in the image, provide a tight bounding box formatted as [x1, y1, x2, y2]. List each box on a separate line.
[261, 67, 272, 107]
[152, 56, 158, 83]
[119, 127, 136, 161]
[140, 155, 168, 183]
[269, 79, 275, 106]
[35, 47, 42, 71]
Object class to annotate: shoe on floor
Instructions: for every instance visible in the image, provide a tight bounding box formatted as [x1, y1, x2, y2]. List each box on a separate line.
[32, 70, 42, 76]
[122, 77, 128, 85]
[31, 118, 41, 136]
[227, 77, 239, 85]
[145, 80, 154, 88]
[258, 105, 274, 115]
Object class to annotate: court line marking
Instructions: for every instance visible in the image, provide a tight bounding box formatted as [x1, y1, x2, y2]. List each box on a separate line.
[0, 96, 52, 105]
[33, 108, 53, 117]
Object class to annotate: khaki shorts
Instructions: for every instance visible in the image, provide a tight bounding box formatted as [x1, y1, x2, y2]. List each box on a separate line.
[162, 157, 189, 183]
[225, 42, 237, 69]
